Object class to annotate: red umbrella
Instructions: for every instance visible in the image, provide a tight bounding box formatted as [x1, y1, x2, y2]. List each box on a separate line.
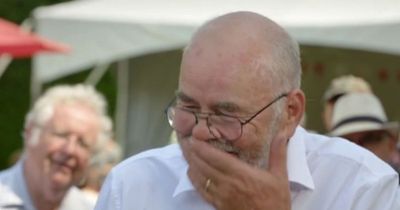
[0, 18, 69, 58]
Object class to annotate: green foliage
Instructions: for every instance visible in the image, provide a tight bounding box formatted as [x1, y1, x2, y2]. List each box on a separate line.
[1, 0, 72, 23]
[0, 60, 31, 169]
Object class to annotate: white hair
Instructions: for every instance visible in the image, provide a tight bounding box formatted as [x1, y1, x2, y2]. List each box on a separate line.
[90, 140, 122, 168]
[24, 84, 112, 147]
[266, 33, 302, 91]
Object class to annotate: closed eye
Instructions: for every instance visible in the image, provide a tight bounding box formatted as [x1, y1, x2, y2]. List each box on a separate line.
[176, 100, 200, 111]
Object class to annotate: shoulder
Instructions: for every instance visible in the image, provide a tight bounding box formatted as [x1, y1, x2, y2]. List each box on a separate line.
[95, 144, 186, 209]
[0, 166, 15, 183]
[109, 143, 185, 184]
[115, 143, 184, 170]
[300, 128, 397, 180]
[0, 164, 20, 196]
[0, 179, 23, 207]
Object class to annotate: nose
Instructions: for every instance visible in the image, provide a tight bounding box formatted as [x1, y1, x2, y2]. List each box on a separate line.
[191, 114, 220, 141]
[62, 136, 79, 155]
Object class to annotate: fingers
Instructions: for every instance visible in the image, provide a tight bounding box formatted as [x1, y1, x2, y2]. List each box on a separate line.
[188, 139, 245, 173]
[268, 132, 289, 179]
[182, 135, 291, 210]
[182, 139, 224, 204]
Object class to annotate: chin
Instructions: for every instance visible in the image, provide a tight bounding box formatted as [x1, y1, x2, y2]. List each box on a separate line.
[237, 152, 268, 169]
[48, 165, 76, 190]
[50, 172, 74, 190]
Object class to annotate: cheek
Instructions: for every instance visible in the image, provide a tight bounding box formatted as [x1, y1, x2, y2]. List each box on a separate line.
[46, 141, 65, 156]
[29, 138, 53, 160]
[78, 154, 90, 168]
[239, 116, 280, 149]
[236, 126, 266, 151]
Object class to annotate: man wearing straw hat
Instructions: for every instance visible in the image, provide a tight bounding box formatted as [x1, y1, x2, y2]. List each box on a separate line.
[322, 75, 373, 132]
[330, 92, 400, 175]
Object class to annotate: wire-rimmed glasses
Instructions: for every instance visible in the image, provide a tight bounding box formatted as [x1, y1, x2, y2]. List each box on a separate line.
[165, 93, 288, 141]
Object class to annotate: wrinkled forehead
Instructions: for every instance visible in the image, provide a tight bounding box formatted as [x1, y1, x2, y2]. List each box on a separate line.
[178, 13, 284, 108]
[179, 49, 274, 110]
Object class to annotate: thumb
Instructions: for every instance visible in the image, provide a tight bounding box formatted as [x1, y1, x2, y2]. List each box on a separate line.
[268, 132, 289, 178]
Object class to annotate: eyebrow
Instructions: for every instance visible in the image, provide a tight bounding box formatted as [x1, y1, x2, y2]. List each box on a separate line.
[213, 102, 241, 113]
[175, 91, 246, 115]
[175, 91, 197, 104]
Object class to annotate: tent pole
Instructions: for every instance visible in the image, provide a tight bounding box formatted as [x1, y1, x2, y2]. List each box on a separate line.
[30, 59, 42, 106]
[84, 63, 110, 86]
[115, 60, 129, 157]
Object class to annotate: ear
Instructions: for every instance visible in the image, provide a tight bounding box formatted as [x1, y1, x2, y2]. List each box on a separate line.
[281, 89, 305, 139]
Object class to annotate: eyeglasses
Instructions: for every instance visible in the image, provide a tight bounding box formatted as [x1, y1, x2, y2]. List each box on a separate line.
[165, 93, 288, 141]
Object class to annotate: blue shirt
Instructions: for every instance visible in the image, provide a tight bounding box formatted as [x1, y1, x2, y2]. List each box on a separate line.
[0, 160, 93, 210]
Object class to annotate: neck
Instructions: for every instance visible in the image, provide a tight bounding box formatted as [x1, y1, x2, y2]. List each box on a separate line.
[23, 160, 68, 210]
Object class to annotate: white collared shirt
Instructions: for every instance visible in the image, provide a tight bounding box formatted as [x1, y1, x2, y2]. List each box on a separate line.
[95, 127, 399, 210]
[0, 161, 94, 210]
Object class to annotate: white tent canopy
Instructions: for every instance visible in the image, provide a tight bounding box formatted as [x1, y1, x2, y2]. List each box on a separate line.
[33, 0, 400, 82]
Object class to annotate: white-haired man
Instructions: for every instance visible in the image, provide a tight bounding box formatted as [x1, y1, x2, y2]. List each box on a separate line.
[96, 12, 399, 210]
[0, 84, 112, 210]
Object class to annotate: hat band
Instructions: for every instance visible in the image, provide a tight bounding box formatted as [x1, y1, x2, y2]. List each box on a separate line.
[332, 116, 384, 131]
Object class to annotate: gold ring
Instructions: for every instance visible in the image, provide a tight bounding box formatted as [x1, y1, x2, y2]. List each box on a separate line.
[205, 178, 212, 192]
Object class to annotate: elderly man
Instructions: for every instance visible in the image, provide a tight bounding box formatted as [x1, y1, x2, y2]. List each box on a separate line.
[0, 84, 112, 210]
[95, 12, 399, 210]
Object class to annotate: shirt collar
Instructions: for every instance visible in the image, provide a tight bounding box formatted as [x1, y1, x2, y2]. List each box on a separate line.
[0, 160, 31, 209]
[287, 127, 315, 190]
[173, 126, 315, 197]
[173, 164, 192, 197]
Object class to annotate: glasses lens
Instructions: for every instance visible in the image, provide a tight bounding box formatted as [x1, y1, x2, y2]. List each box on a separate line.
[209, 115, 242, 140]
[167, 106, 243, 140]
[167, 107, 195, 135]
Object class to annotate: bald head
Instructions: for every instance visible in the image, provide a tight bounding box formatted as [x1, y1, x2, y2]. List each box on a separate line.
[181, 11, 301, 92]
[177, 12, 305, 168]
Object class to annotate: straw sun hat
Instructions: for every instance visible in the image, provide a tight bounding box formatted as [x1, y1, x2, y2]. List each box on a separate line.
[330, 93, 399, 139]
[323, 75, 372, 102]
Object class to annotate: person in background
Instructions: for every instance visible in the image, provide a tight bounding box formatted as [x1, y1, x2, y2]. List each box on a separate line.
[330, 92, 400, 175]
[80, 139, 122, 206]
[0, 84, 112, 210]
[96, 11, 399, 210]
[322, 75, 372, 132]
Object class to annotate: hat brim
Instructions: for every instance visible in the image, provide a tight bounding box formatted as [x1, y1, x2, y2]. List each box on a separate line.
[330, 121, 399, 142]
